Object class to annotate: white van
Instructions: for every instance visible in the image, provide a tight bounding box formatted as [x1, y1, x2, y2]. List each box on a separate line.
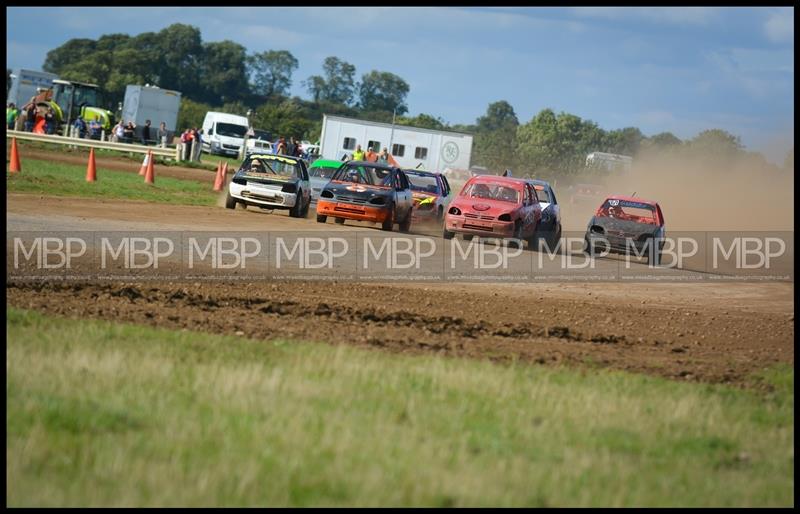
[202, 111, 249, 156]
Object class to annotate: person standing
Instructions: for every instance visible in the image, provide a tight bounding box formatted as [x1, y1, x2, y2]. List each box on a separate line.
[6, 103, 18, 130]
[23, 102, 36, 132]
[112, 120, 124, 143]
[286, 137, 296, 157]
[141, 119, 152, 145]
[158, 121, 168, 148]
[276, 137, 287, 155]
[192, 128, 203, 161]
[352, 144, 365, 161]
[377, 147, 390, 164]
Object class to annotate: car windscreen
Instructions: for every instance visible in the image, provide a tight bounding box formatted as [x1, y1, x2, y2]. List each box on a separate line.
[215, 122, 247, 138]
[598, 200, 657, 224]
[533, 185, 552, 203]
[310, 166, 339, 179]
[405, 172, 441, 194]
[253, 129, 271, 141]
[462, 182, 520, 203]
[240, 156, 300, 179]
[331, 164, 393, 187]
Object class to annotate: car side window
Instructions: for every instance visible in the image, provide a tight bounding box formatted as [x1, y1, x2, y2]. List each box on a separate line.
[398, 170, 410, 191]
[550, 188, 557, 205]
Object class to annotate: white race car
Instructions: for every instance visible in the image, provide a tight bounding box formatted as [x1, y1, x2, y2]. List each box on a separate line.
[225, 153, 312, 218]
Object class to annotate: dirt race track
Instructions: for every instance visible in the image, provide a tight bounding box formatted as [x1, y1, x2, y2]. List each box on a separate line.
[6, 191, 794, 388]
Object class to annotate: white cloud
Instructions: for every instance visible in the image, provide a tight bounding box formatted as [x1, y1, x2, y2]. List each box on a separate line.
[764, 8, 794, 43]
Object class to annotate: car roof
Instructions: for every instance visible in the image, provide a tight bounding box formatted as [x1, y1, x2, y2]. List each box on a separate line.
[403, 168, 440, 176]
[469, 175, 528, 187]
[248, 153, 300, 162]
[526, 179, 551, 188]
[309, 159, 342, 168]
[345, 160, 398, 170]
[605, 195, 659, 206]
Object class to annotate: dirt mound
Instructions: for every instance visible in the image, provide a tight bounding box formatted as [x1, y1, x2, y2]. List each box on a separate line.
[6, 280, 792, 388]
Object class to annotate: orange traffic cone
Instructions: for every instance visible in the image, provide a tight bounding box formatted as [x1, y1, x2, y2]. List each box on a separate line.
[144, 150, 155, 184]
[8, 137, 22, 173]
[86, 148, 97, 182]
[139, 152, 149, 176]
[213, 161, 223, 191]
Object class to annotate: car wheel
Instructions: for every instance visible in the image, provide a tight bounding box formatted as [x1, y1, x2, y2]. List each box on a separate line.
[646, 239, 662, 266]
[225, 191, 236, 210]
[289, 192, 304, 218]
[301, 195, 311, 218]
[525, 225, 539, 252]
[335, 217, 345, 225]
[443, 228, 454, 240]
[436, 206, 444, 222]
[463, 234, 474, 241]
[316, 214, 327, 223]
[399, 209, 412, 233]
[508, 222, 524, 250]
[381, 203, 395, 231]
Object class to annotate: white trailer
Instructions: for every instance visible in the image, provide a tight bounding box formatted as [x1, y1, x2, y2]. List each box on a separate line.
[586, 152, 633, 172]
[7, 69, 58, 108]
[121, 85, 182, 143]
[319, 114, 473, 170]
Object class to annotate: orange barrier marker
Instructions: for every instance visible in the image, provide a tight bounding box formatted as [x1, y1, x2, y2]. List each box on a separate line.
[139, 152, 149, 175]
[144, 150, 155, 184]
[213, 161, 223, 191]
[9, 137, 22, 173]
[86, 148, 97, 182]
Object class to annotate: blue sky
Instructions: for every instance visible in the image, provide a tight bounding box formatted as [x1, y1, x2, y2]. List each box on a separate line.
[6, 6, 795, 163]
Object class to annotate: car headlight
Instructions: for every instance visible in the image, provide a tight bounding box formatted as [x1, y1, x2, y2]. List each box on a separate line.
[232, 176, 247, 185]
[282, 182, 297, 194]
[448, 206, 461, 216]
[368, 196, 386, 205]
[498, 213, 512, 222]
[320, 190, 334, 199]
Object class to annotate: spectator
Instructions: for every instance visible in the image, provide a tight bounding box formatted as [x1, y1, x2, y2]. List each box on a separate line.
[141, 119, 152, 145]
[353, 144, 365, 161]
[44, 108, 56, 135]
[158, 122, 168, 147]
[192, 128, 203, 161]
[377, 147, 390, 164]
[286, 137, 296, 157]
[73, 116, 87, 138]
[112, 120, 124, 143]
[23, 102, 36, 132]
[181, 129, 193, 160]
[7, 103, 18, 130]
[88, 118, 102, 139]
[123, 121, 136, 143]
[276, 137, 287, 155]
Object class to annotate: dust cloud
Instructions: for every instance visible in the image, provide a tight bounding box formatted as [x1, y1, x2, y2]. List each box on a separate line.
[558, 149, 794, 232]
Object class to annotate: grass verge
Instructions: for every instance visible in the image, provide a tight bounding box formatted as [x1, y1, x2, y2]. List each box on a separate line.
[6, 157, 218, 206]
[6, 307, 794, 507]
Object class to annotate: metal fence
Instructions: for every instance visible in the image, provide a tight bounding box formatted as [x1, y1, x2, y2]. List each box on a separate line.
[6, 129, 181, 160]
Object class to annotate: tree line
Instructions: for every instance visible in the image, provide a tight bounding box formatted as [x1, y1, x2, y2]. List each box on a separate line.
[22, 23, 793, 177]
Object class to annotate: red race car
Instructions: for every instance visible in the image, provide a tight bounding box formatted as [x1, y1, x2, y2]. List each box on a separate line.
[443, 175, 542, 249]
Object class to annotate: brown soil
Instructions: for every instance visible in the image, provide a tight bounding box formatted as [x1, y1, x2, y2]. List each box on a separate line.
[5, 279, 792, 388]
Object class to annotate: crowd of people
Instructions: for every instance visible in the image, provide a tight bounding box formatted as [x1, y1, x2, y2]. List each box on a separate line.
[340, 144, 392, 164]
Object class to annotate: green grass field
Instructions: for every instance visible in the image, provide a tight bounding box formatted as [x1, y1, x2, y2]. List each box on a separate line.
[6, 307, 794, 507]
[7, 157, 218, 207]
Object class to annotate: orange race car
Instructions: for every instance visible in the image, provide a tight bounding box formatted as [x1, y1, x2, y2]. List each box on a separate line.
[315, 161, 415, 232]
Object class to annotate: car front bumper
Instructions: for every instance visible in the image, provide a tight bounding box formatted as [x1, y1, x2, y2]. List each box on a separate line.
[316, 199, 391, 222]
[229, 181, 297, 208]
[444, 215, 515, 237]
